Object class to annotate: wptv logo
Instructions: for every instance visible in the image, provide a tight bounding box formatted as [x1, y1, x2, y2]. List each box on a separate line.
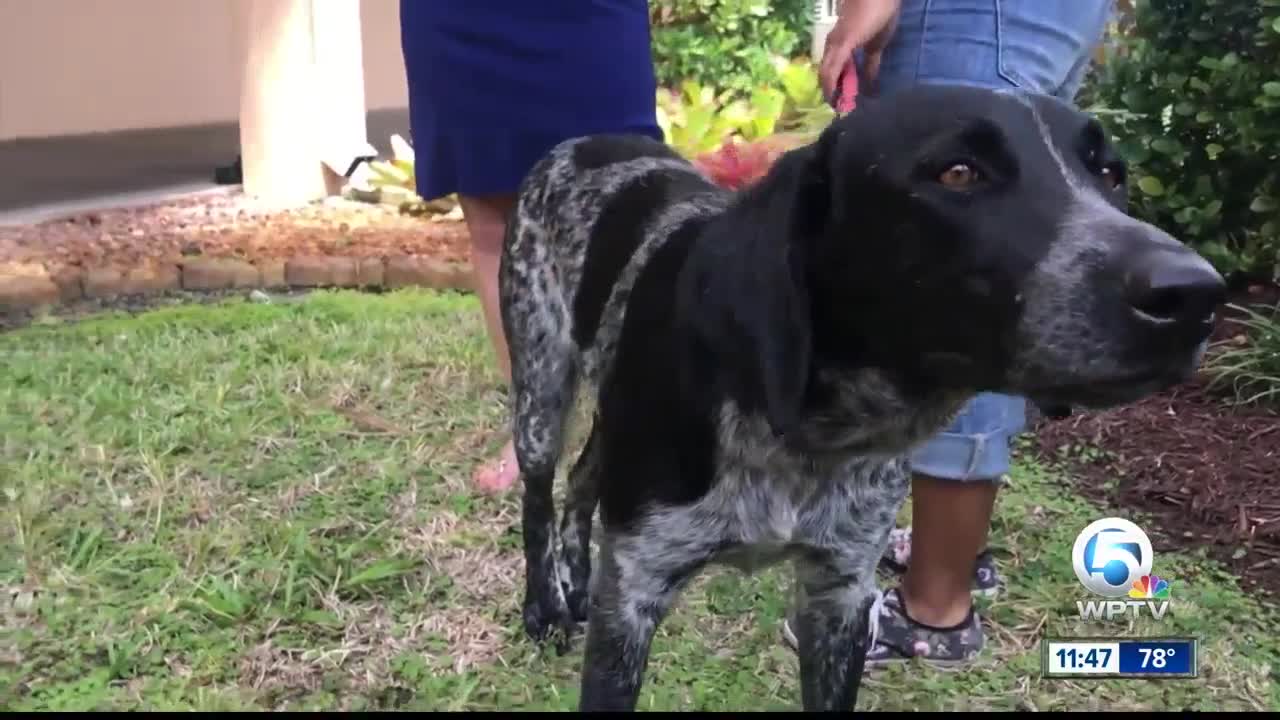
[1071, 518, 1172, 621]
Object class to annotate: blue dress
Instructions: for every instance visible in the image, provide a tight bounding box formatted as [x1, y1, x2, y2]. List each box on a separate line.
[400, 1, 664, 201]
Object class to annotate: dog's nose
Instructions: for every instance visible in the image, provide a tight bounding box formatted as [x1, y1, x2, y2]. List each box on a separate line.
[1124, 246, 1226, 325]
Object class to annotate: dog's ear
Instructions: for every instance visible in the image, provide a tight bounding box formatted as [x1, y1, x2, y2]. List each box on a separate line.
[680, 136, 834, 437]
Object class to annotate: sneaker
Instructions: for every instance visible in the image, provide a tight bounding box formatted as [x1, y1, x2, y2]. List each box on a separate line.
[863, 587, 985, 668]
[971, 550, 1000, 598]
[878, 527, 1002, 598]
[780, 588, 985, 670]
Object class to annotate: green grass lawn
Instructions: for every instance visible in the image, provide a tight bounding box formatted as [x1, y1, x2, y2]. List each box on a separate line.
[2, 289, 1277, 711]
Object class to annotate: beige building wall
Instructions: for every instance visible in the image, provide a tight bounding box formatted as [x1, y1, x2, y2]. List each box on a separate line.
[0, 0, 409, 142]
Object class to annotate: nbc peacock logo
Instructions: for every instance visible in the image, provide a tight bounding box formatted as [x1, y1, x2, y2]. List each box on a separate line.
[1128, 574, 1171, 600]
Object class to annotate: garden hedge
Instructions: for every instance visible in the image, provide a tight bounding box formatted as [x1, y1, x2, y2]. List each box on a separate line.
[1084, 0, 1280, 285]
[649, 0, 816, 97]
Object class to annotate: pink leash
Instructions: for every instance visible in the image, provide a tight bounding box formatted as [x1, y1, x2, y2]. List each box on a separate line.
[830, 56, 860, 114]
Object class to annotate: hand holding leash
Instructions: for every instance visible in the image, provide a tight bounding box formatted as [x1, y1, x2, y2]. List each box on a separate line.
[819, 0, 901, 107]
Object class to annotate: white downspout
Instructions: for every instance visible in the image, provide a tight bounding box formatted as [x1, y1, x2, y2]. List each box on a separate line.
[238, 0, 371, 206]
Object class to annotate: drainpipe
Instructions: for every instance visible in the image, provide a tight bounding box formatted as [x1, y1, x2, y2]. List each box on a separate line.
[238, 0, 372, 206]
[812, 0, 839, 62]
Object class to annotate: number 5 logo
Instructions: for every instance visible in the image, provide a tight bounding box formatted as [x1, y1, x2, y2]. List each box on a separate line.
[1072, 518, 1153, 597]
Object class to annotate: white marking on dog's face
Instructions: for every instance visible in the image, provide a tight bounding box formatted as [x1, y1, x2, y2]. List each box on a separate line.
[1018, 92, 1178, 250]
[1005, 93, 1221, 407]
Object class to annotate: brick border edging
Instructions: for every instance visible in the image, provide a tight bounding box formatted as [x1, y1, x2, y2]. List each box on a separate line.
[0, 254, 475, 313]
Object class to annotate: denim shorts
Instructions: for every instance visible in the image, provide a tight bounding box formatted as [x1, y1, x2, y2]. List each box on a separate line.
[860, 0, 1115, 481]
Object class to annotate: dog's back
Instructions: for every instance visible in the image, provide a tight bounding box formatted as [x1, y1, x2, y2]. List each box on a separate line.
[500, 134, 727, 469]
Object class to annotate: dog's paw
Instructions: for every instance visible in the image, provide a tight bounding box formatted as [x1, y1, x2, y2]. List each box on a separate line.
[522, 592, 578, 655]
[564, 584, 590, 625]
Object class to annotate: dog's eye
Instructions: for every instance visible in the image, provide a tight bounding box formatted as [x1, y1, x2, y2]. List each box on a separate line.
[1100, 163, 1125, 192]
[939, 163, 980, 189]
[1085, 143, 1125, 192]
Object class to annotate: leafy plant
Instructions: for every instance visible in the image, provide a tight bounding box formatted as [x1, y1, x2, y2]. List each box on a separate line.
[657, 57, 835, 160]
[656, 56, 837, 190]
[744, 84, 789, 139]
[1084, 0, 1280, 283]
[656, 81, 762, 157]
[1203, 300, 1280, 406]
[773, 55, 835, 134]
[649, 0, 815, 97]
[367, 134, 417, 195]
[348, 134, 458, 216]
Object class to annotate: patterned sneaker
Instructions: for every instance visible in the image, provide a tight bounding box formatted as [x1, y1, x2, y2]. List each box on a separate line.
[779, 588, 985, 670]
[862, 587, 985, 669]
[971, 550, 1000, 598]
[878, 527, 1002, 598]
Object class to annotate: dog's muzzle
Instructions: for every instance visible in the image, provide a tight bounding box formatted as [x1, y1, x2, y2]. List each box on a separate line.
[1118, 240, 1226, 339]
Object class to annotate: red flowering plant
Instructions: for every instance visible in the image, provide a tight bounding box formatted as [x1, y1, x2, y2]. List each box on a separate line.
[658, 57, 850, 191]
[692, 136, 796, 190]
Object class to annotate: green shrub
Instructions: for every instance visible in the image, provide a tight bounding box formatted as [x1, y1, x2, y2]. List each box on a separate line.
[649, 0, 816, 98]
[1084, 0, 1280, 283]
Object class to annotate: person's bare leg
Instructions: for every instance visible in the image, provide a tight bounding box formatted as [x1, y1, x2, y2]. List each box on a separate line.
[898, 473, 998, 626]
[457, 192, 520, 494]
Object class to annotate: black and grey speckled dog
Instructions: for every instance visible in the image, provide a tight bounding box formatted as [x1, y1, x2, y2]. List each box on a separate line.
[497, 83, 1225, 712]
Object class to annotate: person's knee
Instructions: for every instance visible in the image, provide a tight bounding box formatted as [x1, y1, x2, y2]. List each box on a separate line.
[459, 193, 516, 257]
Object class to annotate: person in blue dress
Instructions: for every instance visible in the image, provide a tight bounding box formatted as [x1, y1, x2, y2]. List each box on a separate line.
[399, 1, 664, 493]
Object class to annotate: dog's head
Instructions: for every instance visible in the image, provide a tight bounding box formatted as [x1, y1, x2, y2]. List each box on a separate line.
[685, 83, 1225, 435]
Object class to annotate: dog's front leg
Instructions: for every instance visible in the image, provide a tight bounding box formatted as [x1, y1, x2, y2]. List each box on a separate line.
[578, 534, 698, 712]
[791, 554, 881, 712]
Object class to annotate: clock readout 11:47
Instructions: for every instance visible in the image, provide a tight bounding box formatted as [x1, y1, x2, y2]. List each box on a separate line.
[1044, 639, 1196, 678]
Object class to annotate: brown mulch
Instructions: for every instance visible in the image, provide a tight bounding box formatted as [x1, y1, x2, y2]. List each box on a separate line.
[1029, 282, 1280, 599]
[0, 190, 472, 277]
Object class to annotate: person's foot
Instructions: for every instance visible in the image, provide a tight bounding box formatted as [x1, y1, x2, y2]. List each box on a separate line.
[862, 587, 985, 668]
[879, 527, 1001, 598]
[780, 587, 985, 670]
[472, 439, 519, 494]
